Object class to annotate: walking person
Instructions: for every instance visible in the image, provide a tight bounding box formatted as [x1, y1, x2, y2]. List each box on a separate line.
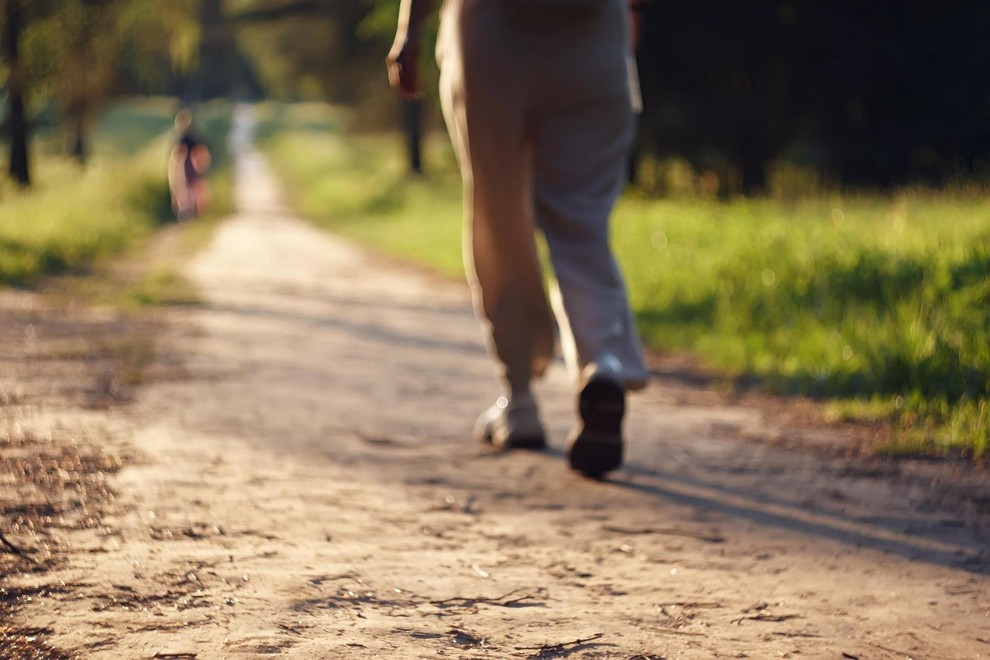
[169, 109, 211, 219]
[388, 0, 649, 477]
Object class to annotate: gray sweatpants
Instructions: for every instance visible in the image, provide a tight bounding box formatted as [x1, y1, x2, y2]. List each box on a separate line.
[437, 0, 649, 394]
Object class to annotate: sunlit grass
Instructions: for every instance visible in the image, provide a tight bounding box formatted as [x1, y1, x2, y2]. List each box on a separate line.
[616, 193, 990, 458]
[0, 158, 156, 285]
[258, 102, 989, 459]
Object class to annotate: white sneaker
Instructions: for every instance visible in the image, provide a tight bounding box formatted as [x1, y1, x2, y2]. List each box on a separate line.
[474, 394, 547, 450]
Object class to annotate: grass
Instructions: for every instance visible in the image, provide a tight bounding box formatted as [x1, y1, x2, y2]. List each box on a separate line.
[0, 97, 234, 292]
[617, 193, 990, 458]
[0, 156, 156, 285]
[259, 102, 989, 460]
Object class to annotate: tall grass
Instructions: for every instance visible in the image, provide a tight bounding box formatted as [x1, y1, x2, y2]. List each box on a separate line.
[258, 102, 989, 459]
[0, 98, 233, 287]
[0, 161, 148, 284]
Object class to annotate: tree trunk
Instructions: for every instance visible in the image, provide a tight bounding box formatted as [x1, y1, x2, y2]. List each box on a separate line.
[5, 0, 30, 186]
[739, 155, 767, 197]
[71, 117, 88, 163]
[403, 98, 423, 175]
[738, 129, 768, 197]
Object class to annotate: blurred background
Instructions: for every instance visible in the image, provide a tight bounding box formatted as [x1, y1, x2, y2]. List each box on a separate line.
[2, 0, 988, 459]
[4, 0, 989, 192]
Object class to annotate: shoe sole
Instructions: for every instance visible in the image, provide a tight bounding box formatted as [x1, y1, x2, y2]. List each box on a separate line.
[495, 433, 547, 450]
[568, 375, 625, 477]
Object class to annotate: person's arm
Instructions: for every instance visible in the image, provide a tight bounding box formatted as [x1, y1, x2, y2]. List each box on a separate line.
[629, 0, 645, 53]
[387, 0, 435, 98]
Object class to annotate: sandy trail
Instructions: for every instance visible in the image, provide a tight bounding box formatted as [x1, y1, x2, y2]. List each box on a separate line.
[8, 107, 989, 659]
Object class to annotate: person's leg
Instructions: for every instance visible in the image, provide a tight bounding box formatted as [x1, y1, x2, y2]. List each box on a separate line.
[533, 98, 647, 473]
[178, 179, 195, 219]
[528, 0, 648, 473]
[438, 0, 554, 446]
[531, 77, 648, 392]
[194, 178, 210, 216]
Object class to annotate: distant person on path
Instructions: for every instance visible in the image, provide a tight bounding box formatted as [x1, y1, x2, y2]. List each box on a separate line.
[169, 109, 211, 219]
[388, 0, 649, 477]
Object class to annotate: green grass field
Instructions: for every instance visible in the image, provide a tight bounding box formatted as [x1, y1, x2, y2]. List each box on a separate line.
[259, 102, 989, 459]
[0, 97, 233, 289]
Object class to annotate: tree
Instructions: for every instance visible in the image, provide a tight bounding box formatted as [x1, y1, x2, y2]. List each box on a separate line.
[229, 0, 434, 171]
[54, 0, 206, 159]
[2, 0, 201, 182]
[3, 0, 30, 185]
[186, 0, 264, 102]
[634, 1, 990, 193]
[48, 1, 125, 161]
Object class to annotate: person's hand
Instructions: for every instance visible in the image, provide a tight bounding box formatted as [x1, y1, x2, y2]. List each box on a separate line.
[387, 38, 421, 99]
[387, 0, 432, 98]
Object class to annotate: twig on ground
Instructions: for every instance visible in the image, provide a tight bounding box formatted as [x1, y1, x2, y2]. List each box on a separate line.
[0, 530, 33, 560]
[602, 525, 726, 543]
[771, 631, 822, 639]
[515, 633, 604, 653]
[151, 653, 198, 659]
[867, 641, 918, 657]
[656, 601, 723, 609]
[653, 628, 706, 637]
[430, 588, 544, 610]
[732, 613, 801, 624]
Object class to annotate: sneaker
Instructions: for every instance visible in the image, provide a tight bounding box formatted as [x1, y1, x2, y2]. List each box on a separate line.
[567, 371, 625, 477]
[474, 394, 547, 450]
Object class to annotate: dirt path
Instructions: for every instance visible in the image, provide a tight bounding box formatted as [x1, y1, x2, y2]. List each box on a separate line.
[4, 107, 989, 659]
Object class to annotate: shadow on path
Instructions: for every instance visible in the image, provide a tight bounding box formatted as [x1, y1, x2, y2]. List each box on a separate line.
[612, 461, 988, 575]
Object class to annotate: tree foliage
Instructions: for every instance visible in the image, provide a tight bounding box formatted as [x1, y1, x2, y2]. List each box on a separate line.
[635, 1, 990, 192]
[2, 0, 200, 181]
[5, 0, 987, 192]
[229, 0, 392, 104]
[235, 0, 989, 191]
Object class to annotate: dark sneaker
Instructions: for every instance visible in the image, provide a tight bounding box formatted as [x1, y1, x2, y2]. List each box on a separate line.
[567, 373, 625, 477]
[474, 395, 547, 450]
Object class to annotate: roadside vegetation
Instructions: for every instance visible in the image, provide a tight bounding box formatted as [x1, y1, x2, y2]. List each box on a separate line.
[0, 97, 233, 304]
[259, 102, 989, 460]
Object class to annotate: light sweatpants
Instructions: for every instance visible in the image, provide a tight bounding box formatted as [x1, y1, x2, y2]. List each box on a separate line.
[437, 0, 649, 394]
